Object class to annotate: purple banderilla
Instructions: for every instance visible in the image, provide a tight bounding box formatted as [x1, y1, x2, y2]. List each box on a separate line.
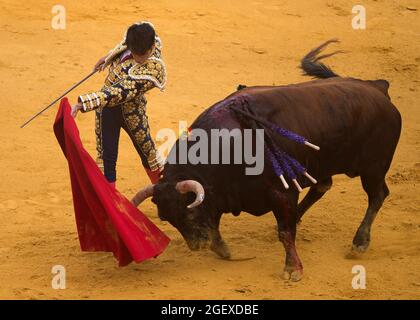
[265, 121, 319, 190]
[265, 144, 318, 192]
[279, 148, 315, 191]
[268, 123, 320, 151]
[228, 96, 319, 191]
[243, 114, 320, 191]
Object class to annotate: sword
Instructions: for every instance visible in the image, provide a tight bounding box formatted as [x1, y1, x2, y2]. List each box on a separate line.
[20, 69, 98, 128]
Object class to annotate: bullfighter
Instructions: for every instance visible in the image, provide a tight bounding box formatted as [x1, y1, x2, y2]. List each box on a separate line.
[71, 21, 166, 186]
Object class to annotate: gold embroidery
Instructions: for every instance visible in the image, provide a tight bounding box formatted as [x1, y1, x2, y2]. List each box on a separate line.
[86, 34, 165, 171]
[123, 102, 137, 114]
[126, 114, 141, 129]
[141, 114, 149, 128]
[134, 130, 146, 142]
[128, 57, 166, 90]
[142, 141, 152, 153]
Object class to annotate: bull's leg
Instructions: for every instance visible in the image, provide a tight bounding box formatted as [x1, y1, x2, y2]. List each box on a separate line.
[297, 177, 332, 222]
[209, 214, 231, 259]
[352, 175, 389, 252]
[273, 191, 303, 281]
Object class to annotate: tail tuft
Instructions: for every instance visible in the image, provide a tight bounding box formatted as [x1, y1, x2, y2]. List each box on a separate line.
[301, 39, 344, 79]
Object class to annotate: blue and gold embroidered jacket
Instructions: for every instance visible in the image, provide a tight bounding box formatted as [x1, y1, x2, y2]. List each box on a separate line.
[78, 36, 166, 171]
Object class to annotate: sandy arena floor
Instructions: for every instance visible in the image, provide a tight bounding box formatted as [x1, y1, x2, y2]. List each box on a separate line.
[0, 0, 419, 299]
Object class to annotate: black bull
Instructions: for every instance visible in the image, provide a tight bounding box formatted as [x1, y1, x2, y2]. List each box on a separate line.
[132, 40, 401, 281]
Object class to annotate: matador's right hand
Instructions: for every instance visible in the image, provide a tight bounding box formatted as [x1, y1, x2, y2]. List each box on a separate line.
[93, 56, 107, 72]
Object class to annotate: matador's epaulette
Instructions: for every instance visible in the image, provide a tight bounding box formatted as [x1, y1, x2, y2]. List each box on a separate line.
[103, 39, 127, 68]
[128, 57, 167, 91]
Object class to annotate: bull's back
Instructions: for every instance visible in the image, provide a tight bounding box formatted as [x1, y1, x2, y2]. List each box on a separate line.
[218, 77, 401, 178]
[238, 78, 399, 135]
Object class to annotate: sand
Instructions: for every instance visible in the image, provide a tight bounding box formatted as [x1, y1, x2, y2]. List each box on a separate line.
[0, 0, 419, 299]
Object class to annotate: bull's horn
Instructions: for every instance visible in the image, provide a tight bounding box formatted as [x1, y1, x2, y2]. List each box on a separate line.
[131, 184, 155, 207]
[175, 180, 205, 209]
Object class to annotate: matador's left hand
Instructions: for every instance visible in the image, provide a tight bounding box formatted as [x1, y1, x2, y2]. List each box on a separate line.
[71, 103, 83, 118]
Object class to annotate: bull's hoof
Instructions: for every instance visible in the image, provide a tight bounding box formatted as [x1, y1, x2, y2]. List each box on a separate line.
[352, 242, 370, 253]
[282, 269, 303, 282]
[210, 241, 231, 260]
[186, 241, 201, 251]
[352, 231, 370, 253]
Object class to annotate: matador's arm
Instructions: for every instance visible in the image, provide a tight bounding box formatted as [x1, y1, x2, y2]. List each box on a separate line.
[78, 77, 154, 112]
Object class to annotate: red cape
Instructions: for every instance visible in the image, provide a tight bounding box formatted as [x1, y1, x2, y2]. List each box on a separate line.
[53, 98, 170, 266]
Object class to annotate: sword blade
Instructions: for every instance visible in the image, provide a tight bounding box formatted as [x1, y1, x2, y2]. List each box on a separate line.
[20, 69, 98, 128]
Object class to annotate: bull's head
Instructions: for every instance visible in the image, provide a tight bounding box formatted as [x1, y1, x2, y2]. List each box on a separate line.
[132, 179, 212, 251]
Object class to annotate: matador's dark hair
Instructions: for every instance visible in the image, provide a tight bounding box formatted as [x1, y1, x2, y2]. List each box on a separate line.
[125, 22, 155, 55]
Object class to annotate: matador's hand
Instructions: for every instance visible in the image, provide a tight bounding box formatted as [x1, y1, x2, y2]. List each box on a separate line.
[71, 103, 83, 118]
[93, 56, 107, 72]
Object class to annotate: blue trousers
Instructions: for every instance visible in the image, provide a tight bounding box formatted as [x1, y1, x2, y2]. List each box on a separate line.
[99, 106, 149, 182]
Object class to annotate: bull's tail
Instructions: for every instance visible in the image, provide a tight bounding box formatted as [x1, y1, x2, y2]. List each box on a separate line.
[300, 39, 345, 79]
